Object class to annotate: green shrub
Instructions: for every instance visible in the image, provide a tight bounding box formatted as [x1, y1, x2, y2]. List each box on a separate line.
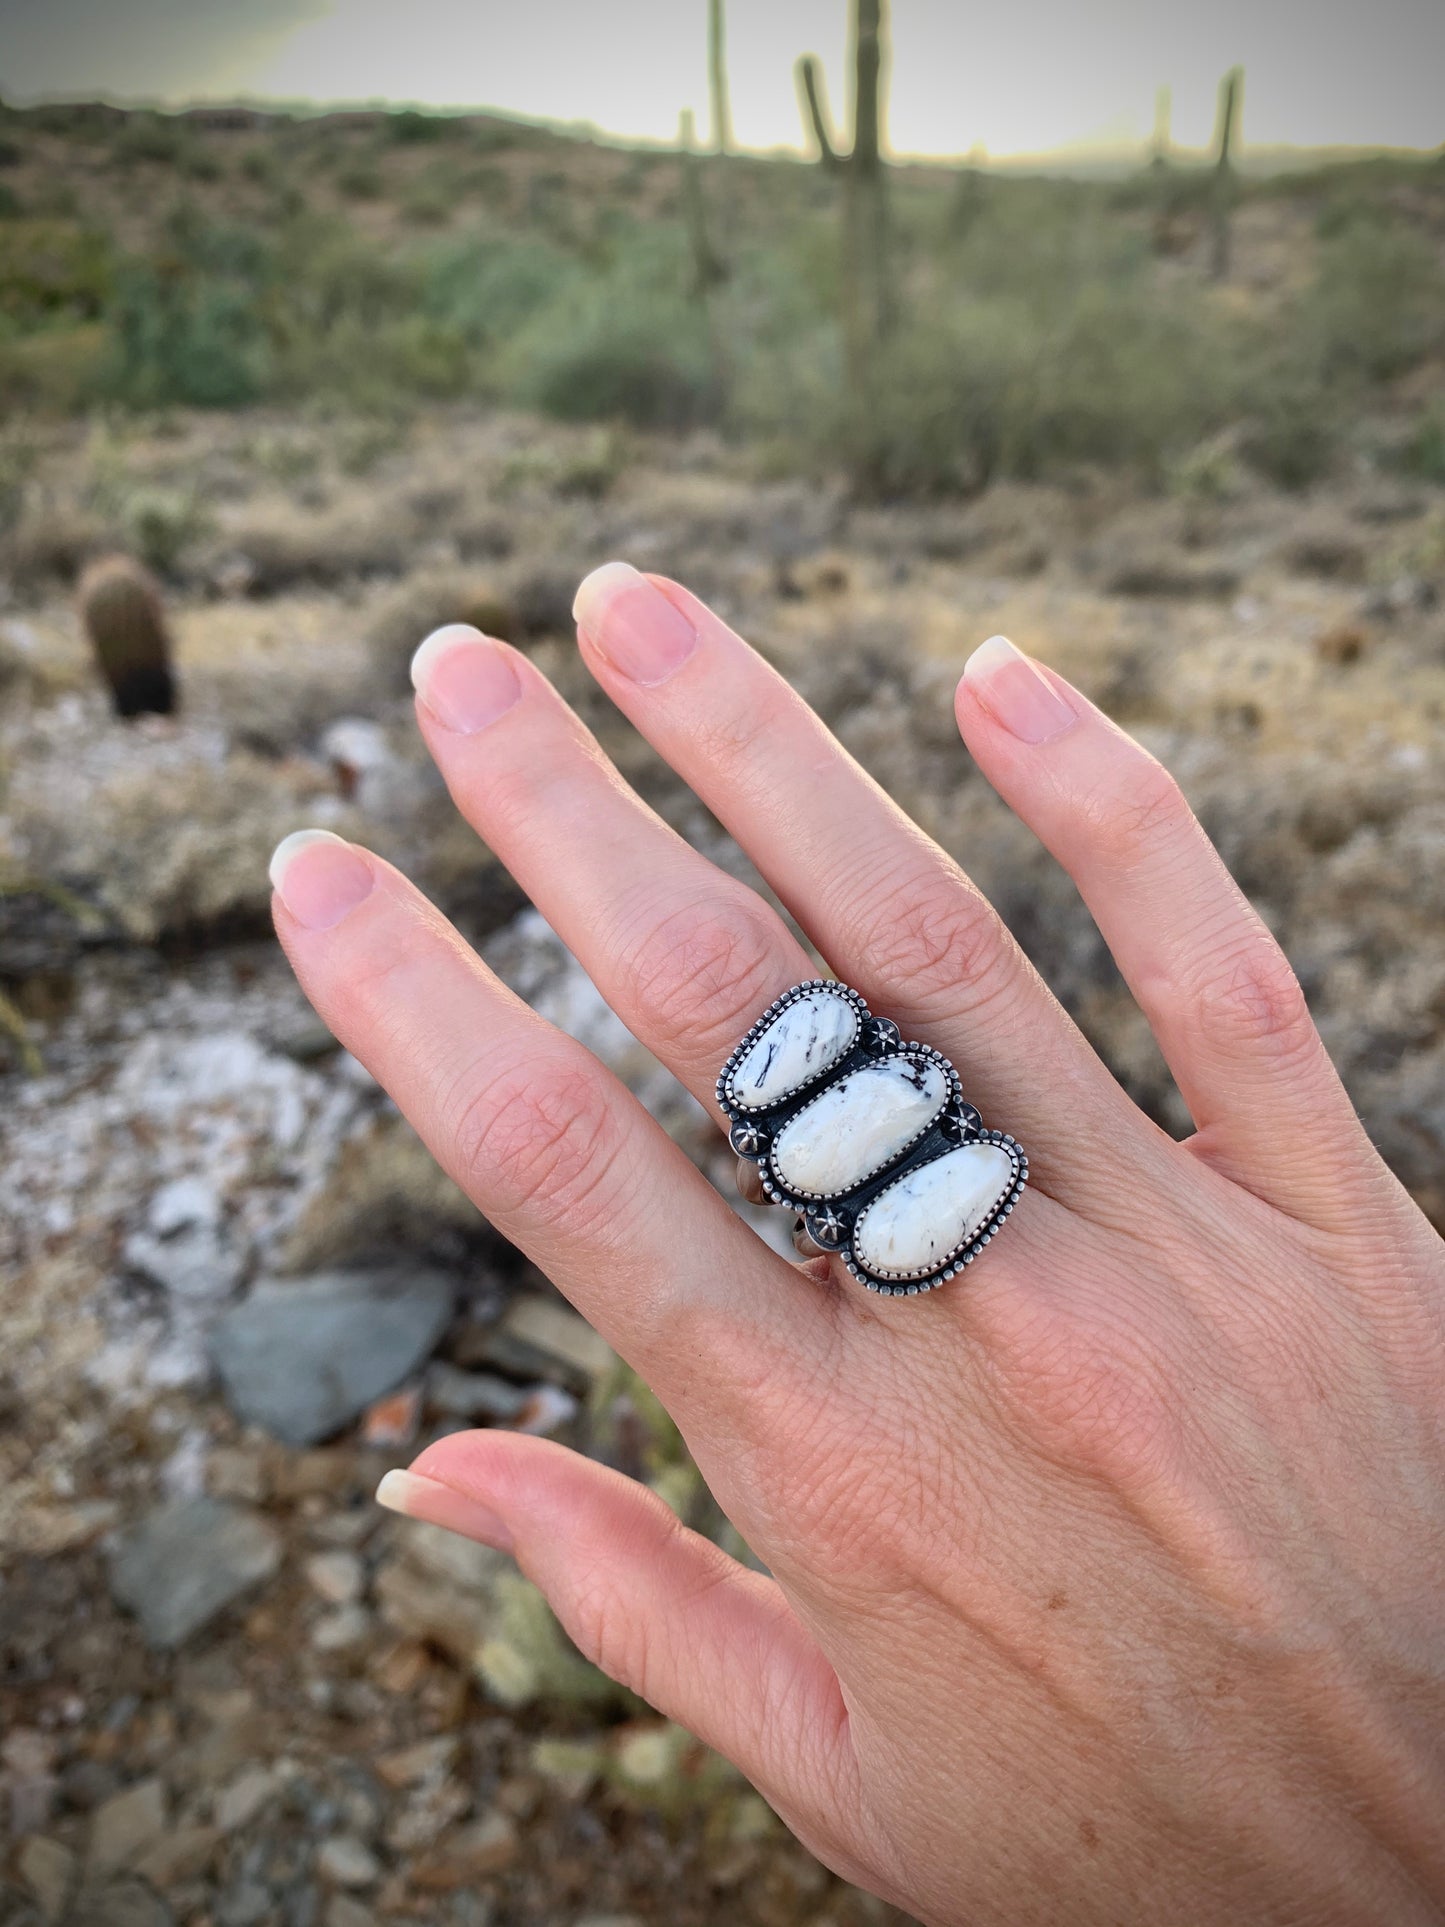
[102, 265, 268, 407]
[0, 221, 112, 322]
[1238, 383, 1339, 491]
[1300, 217, 1444, 383]
[505, 277, 717, 430]
[389, 109, 450, 144]
[114, 113, 192, 167]
[1399, 400, 1445, 486]
[337, 162, 384, 201]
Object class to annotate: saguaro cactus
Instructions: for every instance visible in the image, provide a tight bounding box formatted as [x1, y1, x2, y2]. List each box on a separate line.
[1211, 66, 1243, 281]
[1150, 84, 1172, 169]
[708, 0, 732, 154]
[794, 0, 894, 487]
[795, 54, 841, 170]
[78, 554, 178, 718]
[677, 108, 726, 296]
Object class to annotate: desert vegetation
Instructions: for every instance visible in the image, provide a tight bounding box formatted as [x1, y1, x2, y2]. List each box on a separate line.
[0, 96, 1441, 496]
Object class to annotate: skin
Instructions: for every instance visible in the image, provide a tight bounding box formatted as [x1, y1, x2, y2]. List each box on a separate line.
[269, 563, 1445, 1926]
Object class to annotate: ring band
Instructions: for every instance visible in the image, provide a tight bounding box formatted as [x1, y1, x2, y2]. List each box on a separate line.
[718, 980, 1027, 1297]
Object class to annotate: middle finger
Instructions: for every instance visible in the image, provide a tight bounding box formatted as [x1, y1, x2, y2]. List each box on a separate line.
[574, 566, 1145, 1205]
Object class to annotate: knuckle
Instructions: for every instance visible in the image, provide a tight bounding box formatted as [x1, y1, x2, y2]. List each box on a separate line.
[1180, 933, 1316, 1058]
[851, 866, 1009, 1012]
[689, 679, 785, 772]
[618, 893, 784, 1063]
[982, 1301, 1182, 1493]
[449, 1055, 623, 1236]
[1089, 758, 1192, 869]
[566, 1566, 655, 1699]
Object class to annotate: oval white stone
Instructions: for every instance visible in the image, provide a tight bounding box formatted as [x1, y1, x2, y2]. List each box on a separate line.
[853, 1141, 1016, 1280]
[729, 988, 859, 1110]
[770, 1054, 949, 1197]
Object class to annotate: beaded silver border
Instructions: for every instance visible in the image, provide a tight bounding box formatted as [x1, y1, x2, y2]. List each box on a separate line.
[843, 1132, 1028, 1297]
[715, 978, 870, 1116]
[759, 1044, 963, 1206]
[717, 979, 1028, 1298]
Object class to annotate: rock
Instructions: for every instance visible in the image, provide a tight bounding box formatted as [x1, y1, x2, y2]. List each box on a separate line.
[373, 1737, 458, 1790]
[510, 1383, 578, 1436]
[425, 1363, 528, 1423]
[481, 1295, 614, 1389]
[374, 1522, 506, 1670]
[310, 1605, 372, 1654]
[215, 1879, 270, 1926]
[381, 1778, 469, 1854]
[1, 1734, 58, 1834]
[770, 1052, 949, 1197]
[207, 1447, 267, 1504]
[0, 1884, 43, 1927]
[358, 1383, 422, 1449]
[58, 1759, 120, 1814]
[15, 1839, 74, 1925]
[853, 1141, 1018, 1283]
[316, 1837, 380, 1890]
[69, 1878, 175, 1927]
[213, 1765, 279, 1834]
[324, 1901, 378, 1927]
[409, 1811, 517, 1890]
[86, 1777, 167, 1877]
[724, 983, 861, 1109]
[304, 1551, 365, 1606]
[530, 1738, 605, 1802]
[211, 1267, 455, 1446]
[108, 1498, 281, 1649]
[122, 1177, 244, 1303]
[132, 1825, 221, 1887]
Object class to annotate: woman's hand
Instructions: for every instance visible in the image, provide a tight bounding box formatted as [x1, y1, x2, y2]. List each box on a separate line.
[269, 563, 1445, 1927]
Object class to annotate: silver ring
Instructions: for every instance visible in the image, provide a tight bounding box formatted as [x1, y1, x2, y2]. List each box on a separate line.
[718, 980, 1027, 1298]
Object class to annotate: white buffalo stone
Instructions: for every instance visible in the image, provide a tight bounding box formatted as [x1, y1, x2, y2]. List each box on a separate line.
[770, 1054, 949, 1197]
[729, 988, 859, 1110]
[854, 1141, 1015, 1279]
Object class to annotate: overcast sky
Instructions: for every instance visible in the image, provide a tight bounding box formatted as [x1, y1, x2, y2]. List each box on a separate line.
[2, 0, 1441, 159]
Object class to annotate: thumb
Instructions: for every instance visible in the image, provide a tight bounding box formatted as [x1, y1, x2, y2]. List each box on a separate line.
[378, 1430, 857, 1850]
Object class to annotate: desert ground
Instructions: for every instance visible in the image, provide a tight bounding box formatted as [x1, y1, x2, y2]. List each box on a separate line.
[1, 102, 1443, 1927]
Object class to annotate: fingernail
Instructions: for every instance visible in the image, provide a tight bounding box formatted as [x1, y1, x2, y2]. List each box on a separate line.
[573, 561, 698, 687]
[269, 829, 375, 931]
[962, 635, 1077, 745]
[375, 1468, 515, 1554]
[410, 624, 522, 734]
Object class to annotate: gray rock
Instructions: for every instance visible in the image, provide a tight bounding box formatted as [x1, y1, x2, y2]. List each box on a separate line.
[69, 1879, 175, 1927]
[15, 1839, 74, 1925]
[316, 1838, 380, 1890]
[211, 1268, 455, 1446]
[108, 1499, 281, 1650]
[425, 1362, 527, 1422]
[87, 1778, 167, 1877]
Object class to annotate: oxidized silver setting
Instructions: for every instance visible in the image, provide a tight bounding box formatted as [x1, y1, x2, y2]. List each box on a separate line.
[717, 978, 1028, 1297]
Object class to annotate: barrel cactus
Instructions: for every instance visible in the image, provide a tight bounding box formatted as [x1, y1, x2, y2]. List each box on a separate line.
[77, 554, 177, 718]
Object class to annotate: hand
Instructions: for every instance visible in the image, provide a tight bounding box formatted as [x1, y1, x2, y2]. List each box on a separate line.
[269, 563, 1445, 1926]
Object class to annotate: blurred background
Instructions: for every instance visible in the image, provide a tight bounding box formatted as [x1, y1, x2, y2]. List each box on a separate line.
[1, 2, 1442, 1923]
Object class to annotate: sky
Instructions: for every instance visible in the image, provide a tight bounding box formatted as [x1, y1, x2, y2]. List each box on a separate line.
[1, 0, 1441, 160]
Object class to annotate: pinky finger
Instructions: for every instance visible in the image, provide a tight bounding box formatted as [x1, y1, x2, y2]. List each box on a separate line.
[955, 637, 1379, 1231]
[378, 1431, 859, 1860]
